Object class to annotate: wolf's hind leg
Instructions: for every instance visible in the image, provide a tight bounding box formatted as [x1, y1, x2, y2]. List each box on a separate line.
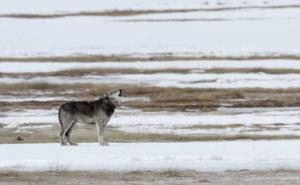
[65, 120, 78, 146]
[60, 129, 67, 146]
[64, 119, 78, 146]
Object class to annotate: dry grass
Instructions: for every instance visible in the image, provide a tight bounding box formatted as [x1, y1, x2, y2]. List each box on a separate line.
[1, 53, 300, 62]
[0, 68, 191, 78]
[4, 67, 300, 79]
[0, 170, 201, 185]
[2, 170, 300, 185]
[2, 83, 300, 112]
[0, 82, 64, 91]
[0, 9, 202, 19]
[1, 5, 300, 19]
[206, 68, 300, 74]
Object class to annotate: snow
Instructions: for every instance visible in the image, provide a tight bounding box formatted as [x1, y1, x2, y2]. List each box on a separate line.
[0, 94, 148, 103]
[0, 95, 67, 102]
[0, 109, 57, 128]
[0, 0, 299, 57]
[2, 60, 300, 73]
[1, 141, 300, 172]
[0, 0, 299, 14]
[2, 107, 300, 136]
[120, 8, 300, 22]
[0, 18, 299, 57]
[3, 72, 300, 89]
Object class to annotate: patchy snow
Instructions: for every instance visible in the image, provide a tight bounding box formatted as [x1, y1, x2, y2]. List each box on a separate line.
[0, 95, 67, 102]
[111, 108, 300, 135]
[1, 141, 300, 172]
[3, 72, 300, 89]
[2, 107, 300, 136]
[1, 60, 300, 73]
[0, 109, 57, 128]
[0, 94, 148, 103]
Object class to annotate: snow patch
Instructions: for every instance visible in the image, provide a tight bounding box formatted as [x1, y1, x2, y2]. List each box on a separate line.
[1, 141, 300, 172]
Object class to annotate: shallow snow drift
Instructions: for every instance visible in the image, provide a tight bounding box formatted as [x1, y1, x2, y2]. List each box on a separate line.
[2, 60, 300, 73]
[1, 141, 300, 172]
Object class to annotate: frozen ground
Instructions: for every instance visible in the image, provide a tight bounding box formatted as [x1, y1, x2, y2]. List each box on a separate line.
[1, 141, 300, 172]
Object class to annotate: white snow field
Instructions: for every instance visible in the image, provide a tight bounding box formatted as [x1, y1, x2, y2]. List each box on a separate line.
[2, 60, 300, 73]
[0, 18, 299, 57]
[1, 141, 300, 172]
[120, 8, 300, 22]
[0, 0, 299, 15]
[0, 0, 299, 57]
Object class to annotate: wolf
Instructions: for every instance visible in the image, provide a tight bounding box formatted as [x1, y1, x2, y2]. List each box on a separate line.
[58, 89, 122, 146]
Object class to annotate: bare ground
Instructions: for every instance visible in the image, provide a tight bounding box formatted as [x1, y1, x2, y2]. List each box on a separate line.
[1, 170, 300, 185]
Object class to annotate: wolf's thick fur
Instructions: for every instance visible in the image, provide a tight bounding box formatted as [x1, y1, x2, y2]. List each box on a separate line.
[58, 89, 122, 146]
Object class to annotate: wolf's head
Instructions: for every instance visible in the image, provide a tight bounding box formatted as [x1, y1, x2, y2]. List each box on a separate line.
[103, 89, 123, 107]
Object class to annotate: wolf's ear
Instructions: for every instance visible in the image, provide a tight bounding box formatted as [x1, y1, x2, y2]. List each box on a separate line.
[102, 93, 108, 97]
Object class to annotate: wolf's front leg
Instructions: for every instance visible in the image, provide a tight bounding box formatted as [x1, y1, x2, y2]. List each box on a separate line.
[96, 123, 108, 146]
[100, 124, 109, 146]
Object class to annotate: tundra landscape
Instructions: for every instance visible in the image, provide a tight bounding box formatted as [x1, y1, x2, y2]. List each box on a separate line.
[1, 0, 300, 184]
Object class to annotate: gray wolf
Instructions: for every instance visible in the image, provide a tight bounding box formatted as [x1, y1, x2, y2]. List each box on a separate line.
[58, 89, 122, 146]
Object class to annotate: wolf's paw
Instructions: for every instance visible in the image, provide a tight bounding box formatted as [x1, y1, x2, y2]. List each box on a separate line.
[100, 142, 109, 146]
[70, 143, 78, 146]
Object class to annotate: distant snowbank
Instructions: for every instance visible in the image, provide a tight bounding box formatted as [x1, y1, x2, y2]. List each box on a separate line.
[2, 60, 300, 73]
[1, 141, 300, 172]
[3, 72, 300, 89]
